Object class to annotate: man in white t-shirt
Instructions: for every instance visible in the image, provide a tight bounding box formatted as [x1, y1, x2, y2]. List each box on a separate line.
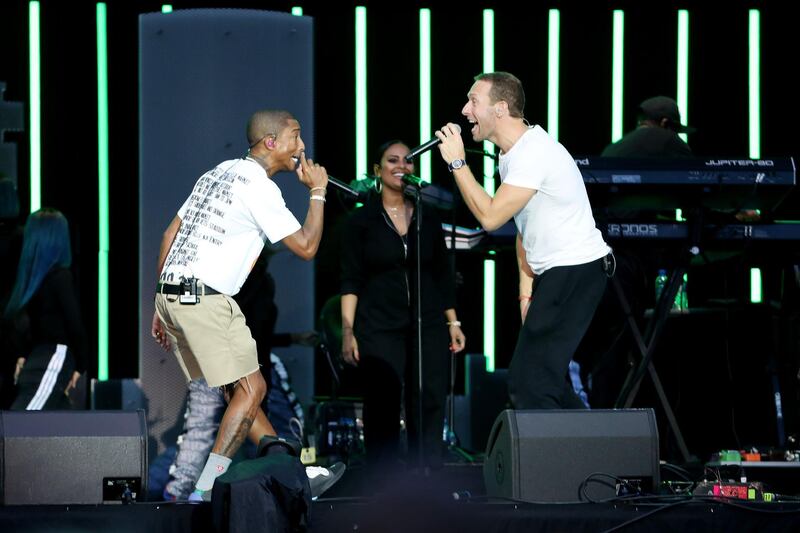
[435, 72, 612, 409]
[150, 109, 341, 501]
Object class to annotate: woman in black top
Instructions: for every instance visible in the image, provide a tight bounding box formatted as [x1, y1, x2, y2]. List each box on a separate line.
[4, 208, 87, 410]
[340, 140, 465, 472]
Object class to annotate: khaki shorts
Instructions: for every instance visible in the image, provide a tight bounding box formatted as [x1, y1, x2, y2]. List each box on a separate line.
[154, 292, 259, 387]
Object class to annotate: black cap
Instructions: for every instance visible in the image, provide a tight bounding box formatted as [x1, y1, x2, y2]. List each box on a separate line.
[638, 96, 695, 134]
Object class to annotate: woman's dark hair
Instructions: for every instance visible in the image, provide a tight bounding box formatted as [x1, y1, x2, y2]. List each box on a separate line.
[372, 139, 407, 174]
[4, 208, 72, 318]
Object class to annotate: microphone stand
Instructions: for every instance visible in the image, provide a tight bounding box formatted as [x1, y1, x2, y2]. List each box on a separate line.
[447, 183, 458, 450]
[403, 182, 425, 471]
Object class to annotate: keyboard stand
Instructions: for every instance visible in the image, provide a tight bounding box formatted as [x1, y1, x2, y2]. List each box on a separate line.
[613, 212, 705, 464]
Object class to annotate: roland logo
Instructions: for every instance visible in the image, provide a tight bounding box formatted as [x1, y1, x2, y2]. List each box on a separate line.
[705, 159, 774, 167]
[574, 158, 590, 166]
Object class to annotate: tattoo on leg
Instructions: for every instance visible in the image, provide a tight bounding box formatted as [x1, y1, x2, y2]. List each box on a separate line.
[219, 416, 253, 457]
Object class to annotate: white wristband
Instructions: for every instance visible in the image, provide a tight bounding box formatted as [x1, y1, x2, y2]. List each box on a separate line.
[310, 195, 326, 202]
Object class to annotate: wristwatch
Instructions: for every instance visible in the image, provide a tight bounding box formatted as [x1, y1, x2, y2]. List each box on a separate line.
[448, 159, 467, 172]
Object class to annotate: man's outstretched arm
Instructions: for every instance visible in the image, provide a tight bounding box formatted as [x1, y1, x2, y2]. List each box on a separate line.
[436, 123, 535, 231]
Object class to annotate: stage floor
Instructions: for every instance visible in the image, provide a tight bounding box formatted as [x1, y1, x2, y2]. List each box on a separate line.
[2, 463, 800, 532]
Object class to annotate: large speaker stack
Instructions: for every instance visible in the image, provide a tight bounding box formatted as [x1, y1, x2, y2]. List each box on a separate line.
[0, 410, 148, 505]
[484, 409, 659, 502]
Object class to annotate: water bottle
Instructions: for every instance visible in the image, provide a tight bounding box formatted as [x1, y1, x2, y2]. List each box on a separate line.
[679, 273, 689, 312]
[654, 269, 668, 305]
[655, 269, 688, 312]
[673, 274, 683, 312]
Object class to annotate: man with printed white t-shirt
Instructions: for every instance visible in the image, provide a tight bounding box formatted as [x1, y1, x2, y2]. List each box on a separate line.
[435, 72, 612, 409]
[151, 109, 343, 501]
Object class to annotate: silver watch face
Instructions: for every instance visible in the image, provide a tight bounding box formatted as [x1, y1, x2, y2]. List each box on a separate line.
[450, 159, 465, 170]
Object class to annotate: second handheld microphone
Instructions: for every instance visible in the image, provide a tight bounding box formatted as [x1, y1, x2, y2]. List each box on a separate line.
[404, 124, 462, 162]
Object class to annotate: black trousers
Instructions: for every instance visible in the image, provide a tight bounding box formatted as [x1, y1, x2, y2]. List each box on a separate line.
[11, 343, 75, 410]
[509, 257, 609, 409]
[360, 323, 449, 471]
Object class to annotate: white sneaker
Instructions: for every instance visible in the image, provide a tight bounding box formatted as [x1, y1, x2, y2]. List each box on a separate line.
[306, 462, 346, 500]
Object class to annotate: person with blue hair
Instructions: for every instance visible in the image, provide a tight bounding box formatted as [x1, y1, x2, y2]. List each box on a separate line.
[5, 208, 87, 410]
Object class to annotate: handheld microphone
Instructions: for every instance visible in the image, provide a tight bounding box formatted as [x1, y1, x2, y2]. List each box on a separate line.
[327, 175, 367, 201]
[401, 174, 429, 188]
[404, 124, 462, 162]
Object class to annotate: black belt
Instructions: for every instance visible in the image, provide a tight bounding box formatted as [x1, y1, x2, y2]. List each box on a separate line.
[157, 282, 221, 296]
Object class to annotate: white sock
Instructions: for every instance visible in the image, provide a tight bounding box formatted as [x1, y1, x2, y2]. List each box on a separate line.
[195, 453, 232, 492]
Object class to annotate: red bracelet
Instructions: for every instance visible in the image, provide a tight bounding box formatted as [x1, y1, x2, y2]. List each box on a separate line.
[518, 295, 532, 301]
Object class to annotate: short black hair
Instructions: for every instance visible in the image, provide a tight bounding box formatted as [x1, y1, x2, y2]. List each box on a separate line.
[246, 110, 295, 146]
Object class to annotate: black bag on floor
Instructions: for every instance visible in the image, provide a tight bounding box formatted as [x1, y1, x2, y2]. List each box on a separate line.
[211, 453, 312, 533]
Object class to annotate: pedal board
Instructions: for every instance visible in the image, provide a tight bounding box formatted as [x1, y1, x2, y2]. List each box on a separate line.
[693, 481, 767, 501]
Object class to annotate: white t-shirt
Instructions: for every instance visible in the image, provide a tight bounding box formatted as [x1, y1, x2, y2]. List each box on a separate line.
[500, 126, 610, 275]
[160, 158, 301, 295]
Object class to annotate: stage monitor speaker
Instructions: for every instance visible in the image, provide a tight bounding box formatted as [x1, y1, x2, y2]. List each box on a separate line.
[0, 410, 148, 505]
[484, 409, 659, 503]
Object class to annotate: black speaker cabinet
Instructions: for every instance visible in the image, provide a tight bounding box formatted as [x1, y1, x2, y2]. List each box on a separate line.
[0, 410, 148, 505]
[484, 409, 659, 503]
